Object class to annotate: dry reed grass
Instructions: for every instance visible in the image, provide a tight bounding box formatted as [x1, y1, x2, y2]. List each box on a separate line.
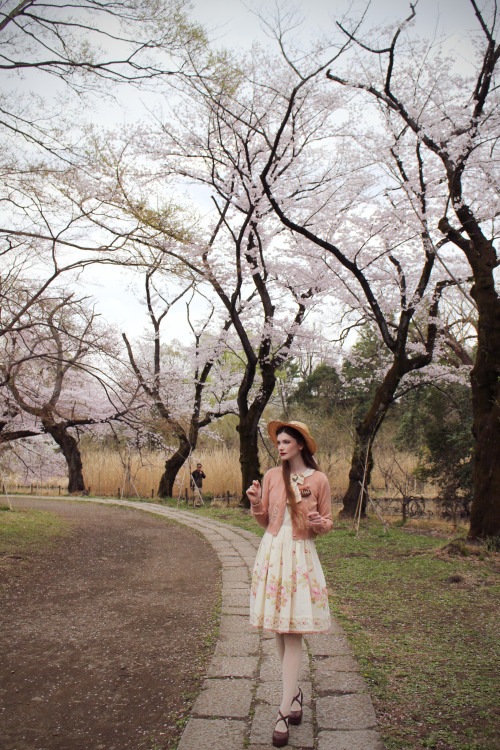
[77, 445, 431, 500]
[79, 446, 244, 498]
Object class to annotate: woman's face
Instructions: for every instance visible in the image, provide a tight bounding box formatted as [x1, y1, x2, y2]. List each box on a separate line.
[277, 431, 303, 462]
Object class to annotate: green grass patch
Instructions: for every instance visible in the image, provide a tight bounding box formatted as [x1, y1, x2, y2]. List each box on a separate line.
[0, 508, 69, 556]
[188, 504, 265, 535]
[315, 518, 500, 750]
[140, 495, 266, 535]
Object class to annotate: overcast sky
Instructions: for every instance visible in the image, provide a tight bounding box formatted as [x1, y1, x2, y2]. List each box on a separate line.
[192, 0, 479, 50]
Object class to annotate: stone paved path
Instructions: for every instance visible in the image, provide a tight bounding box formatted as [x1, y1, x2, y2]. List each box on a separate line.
[38, 497, 385, 750]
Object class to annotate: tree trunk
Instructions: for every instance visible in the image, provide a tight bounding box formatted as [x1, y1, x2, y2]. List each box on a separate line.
[44, 422, 86, 494]
[341, 361, 406, 518]
[467, 263, 500, 538]
[341, 425, 376, 518]
[157, 435, 192, 498]
[237, 412, 262, 508]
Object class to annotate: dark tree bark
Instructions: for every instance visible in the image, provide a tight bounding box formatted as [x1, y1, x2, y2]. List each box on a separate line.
[237, 412, 262, 508]
[465, 244, 500, 538]
[341, 361, 405, 517]
[236, 366, 278, 507]
[157, 433, 192, 498]
[42, 421, 86, 494]
[197, 221, 309, 505]
[262, 106, 451, 518]
[123, 277, 233, 500]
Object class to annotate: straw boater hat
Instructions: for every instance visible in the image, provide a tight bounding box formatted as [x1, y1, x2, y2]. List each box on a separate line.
[267, 420, 318, 455]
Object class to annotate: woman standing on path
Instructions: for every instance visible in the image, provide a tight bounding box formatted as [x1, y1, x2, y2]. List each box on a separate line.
[246, 420, 333, 748]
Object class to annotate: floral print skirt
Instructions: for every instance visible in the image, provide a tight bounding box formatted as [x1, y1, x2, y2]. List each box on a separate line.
[249, 513, 331, 634]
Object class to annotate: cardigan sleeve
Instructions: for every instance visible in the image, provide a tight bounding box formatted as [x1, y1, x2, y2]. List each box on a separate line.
[250, 470, 270, 529]
[315, 472, 333, 534]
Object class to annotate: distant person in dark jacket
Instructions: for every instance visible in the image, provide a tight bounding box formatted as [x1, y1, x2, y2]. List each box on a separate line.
[190, 463, 206, 490]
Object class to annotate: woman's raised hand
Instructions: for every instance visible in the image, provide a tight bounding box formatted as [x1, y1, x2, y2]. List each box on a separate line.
[306, 510, 325, 532]
[246, 479, 262, 504]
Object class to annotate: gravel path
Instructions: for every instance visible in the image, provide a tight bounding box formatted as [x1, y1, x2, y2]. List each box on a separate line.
[0, 497, 219, 750]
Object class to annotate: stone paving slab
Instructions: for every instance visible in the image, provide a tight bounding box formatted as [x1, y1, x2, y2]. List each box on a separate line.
[192, 678, 253, 718]
[222, 606, 250, 615]
[316, 694, 378, 731]
[250, 704, 314, 747]
[261, 628, 277, 639]
[223, 593, 251, 606]
[313, 654, 360, 674]
[222, 568, 250, 582]
[306, 632, 352, 656]
[177, 718, 247, 750]
[219, 615, 251, 635]
[207, 655, 259, 678]
[241, 556, 258, 566]
[222, 580, 249, 589]
[234, 528, 260, 540]
[216, 633, 260, 656]
[315, 670, 369, 695]
[220, 558, 244, 567]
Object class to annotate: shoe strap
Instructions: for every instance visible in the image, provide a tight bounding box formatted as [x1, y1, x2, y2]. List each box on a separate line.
[277, 710, 289, 728]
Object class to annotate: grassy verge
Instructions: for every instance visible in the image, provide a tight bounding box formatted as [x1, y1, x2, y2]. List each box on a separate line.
[0, 506, 69, 558]
[161, 500, 499, 750]
[138, 495, 266, 535]
[317, 519, 499, 750]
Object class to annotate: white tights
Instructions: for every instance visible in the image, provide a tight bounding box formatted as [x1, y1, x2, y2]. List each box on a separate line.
[275, 633, 303, 725]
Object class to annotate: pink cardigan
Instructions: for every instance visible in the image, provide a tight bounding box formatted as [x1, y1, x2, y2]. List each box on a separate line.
[250, 466, 333, 540]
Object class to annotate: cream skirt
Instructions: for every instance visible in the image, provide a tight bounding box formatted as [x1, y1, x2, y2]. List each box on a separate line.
[249, 507, 331, 633]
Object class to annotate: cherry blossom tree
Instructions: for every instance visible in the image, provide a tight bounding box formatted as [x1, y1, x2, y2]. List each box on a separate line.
[0, 389, 40, 444]
[51, 56, 333, 501]
[121, 261, 236, 497]
[187, 24, 469, 517]
[322, 0, 499, 535]
[174, 4, 478, 521]
[0, 0, 207, 365]
[0, 433, 67, 487]
[1, 291, 131, 491]
[0, 0, 205, 161]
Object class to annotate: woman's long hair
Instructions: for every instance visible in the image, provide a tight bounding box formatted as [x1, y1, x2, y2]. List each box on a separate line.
[277, 426, 320, 531]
